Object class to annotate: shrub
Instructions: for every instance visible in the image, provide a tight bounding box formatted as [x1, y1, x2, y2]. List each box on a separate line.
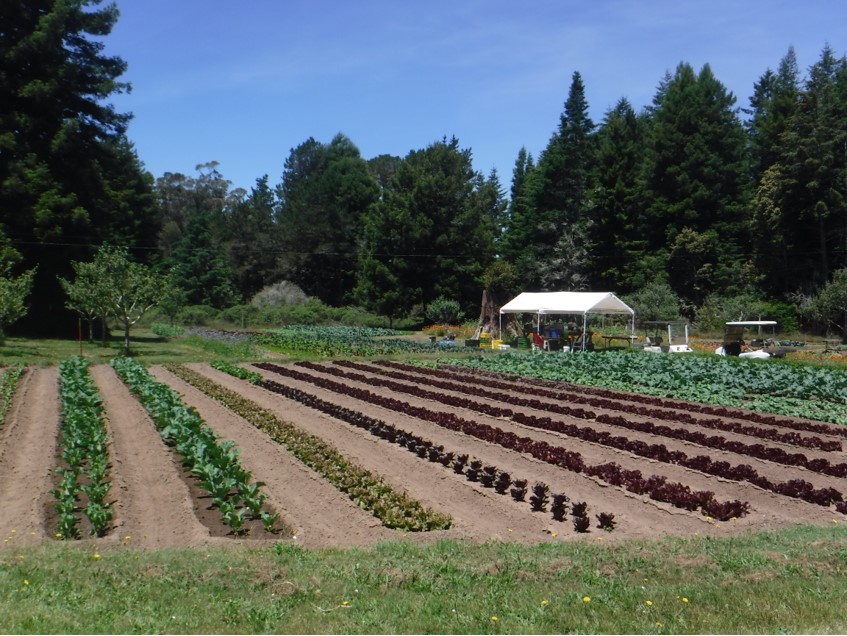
[425, 296, 464, 325]
[250, 281, 309, 306]
[177, 304, 219, 326]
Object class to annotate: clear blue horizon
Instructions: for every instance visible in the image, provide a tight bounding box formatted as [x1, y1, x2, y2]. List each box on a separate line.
[106, 0, 847, 193]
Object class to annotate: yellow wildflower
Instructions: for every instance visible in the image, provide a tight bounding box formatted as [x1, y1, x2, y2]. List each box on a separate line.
[583, 596, 591, 603]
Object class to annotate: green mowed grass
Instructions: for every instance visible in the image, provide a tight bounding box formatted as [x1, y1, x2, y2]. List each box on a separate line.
[1, 526, 846, 634]
[0, 330, 261, 366]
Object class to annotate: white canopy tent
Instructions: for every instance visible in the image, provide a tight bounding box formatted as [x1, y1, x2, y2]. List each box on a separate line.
[499, 291, 635, 349]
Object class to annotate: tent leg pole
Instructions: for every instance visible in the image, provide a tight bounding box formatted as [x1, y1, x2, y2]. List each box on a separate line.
[582, 314, 587, 351]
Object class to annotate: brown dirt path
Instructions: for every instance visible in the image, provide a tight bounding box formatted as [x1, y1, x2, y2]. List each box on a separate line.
[263, 362, 841, 534]
[150, 365, 402, 548]
[181, 363, 586, 545]
[89, 364, 222, 549]
[0, 367, 60, 547]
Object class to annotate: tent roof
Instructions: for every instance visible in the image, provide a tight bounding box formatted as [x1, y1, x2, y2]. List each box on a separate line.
[499, 291, 634, 316]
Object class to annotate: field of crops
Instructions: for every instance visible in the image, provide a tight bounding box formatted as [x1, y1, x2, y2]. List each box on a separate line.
[2, 331, 847, 632]
[3, 341, 846, 551]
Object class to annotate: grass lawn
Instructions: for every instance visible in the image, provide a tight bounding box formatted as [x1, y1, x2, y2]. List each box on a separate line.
[0, 329, 261, 366]
[1, 526, 846, 634]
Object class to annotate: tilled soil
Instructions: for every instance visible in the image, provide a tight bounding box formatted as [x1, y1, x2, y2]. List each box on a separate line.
[1, 360, 844, 551]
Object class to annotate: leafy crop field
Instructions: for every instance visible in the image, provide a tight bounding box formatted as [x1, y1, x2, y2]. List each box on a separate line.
[1, 337, 847, 633]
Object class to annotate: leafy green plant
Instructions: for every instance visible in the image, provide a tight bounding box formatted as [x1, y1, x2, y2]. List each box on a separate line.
[0, 363, 25, 427]
[111, 356, 283, 536]
[54, 356, 113, 538]
[165, 363, 452, 532]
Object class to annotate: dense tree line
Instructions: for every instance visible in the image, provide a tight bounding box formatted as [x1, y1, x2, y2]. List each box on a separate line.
[2, 1, 847, 338]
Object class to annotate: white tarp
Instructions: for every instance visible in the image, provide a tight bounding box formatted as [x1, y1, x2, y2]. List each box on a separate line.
[500, 291, 634, 317]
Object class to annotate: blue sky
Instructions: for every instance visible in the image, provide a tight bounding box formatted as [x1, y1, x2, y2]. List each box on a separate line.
[106, 0, 847, 193]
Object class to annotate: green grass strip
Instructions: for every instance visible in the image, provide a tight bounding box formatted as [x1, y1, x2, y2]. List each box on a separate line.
[2, 525, 847, 633]
[165, 363, 452, 532]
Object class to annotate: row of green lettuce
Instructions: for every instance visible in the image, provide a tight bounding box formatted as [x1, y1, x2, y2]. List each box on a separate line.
[438, 351, 847, 425]
[153, 324, 471, 358]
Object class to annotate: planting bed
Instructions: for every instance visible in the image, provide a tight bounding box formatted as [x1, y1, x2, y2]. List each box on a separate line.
[1, 359, 845, 550]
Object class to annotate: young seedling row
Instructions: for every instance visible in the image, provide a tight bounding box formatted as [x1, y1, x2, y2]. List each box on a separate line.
[209, 360, 616, 532]
[315, 360, 847, 513]
[53, 356, 113, 538]
[254, 362, 749, 521]
[111, 357, 281, 536]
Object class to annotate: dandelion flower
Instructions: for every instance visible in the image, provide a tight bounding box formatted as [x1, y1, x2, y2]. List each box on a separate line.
[23, 580, 28, 586]
[93, 553, 100, 559]
[583, 596, 591, 603]
[341, 601, 350, 606]
[551, 532, 557, 538]
[490, 616, 498, 622]
[646, 600, 653, 606]
[541, 599, 549, 606]
[682, 597, 689, 603]
[55, 533, 62, 538]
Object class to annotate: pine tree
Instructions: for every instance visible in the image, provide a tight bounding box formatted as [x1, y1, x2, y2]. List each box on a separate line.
[773, 46, 847, 292]
[531, 72, 596, 289]
[591, 98, 648, 291]
[0, 0, 157, 333]
[643, 62, 750, 305]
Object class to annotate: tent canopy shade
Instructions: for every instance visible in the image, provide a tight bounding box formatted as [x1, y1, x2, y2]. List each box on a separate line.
[499, 292, 635, 316]
[498, 291, 635, 350]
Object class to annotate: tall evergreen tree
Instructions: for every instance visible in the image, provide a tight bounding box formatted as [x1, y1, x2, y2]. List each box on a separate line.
[591, 98, 649, 291]
[745, 47, 801, 181]
[771, 46, 847, 293]
[0, 0, 158, 332]
[155, 163, 239, 308]
[224, 175, 280, 299]
[531, 72, 596, 289]
[643, 62, 750, 305]
[499, 148, 536, 265]
[275, 134, 378, 306]
[355, 137, 497, 319]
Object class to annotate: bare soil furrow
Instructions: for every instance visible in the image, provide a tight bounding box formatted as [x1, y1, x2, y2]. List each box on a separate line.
[89, 364, 222, 548]
[260, 362, 841, 532]
[151, 365, 403, 548]
[0, 368, 60, 546]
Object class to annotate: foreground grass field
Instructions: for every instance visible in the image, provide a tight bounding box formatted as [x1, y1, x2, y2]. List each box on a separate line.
[1, 526, 846, 633]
